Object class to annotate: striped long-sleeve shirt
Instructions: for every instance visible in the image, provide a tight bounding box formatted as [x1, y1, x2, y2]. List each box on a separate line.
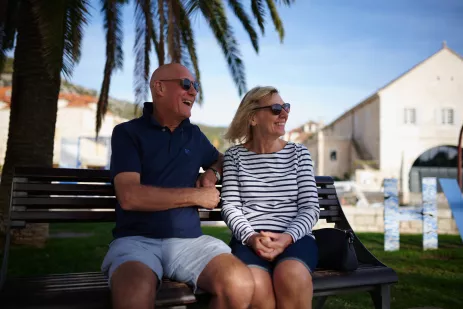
[221, 142, 320, 244]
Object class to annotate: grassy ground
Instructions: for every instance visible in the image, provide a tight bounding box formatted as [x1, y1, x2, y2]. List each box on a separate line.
[3, 223, 463, 309]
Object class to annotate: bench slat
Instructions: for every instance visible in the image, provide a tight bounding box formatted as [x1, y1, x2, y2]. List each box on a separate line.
[13, 183, 115, 196]
[13, 197, 116, 208]
[12, 197, 338, 210]
[13, 167, 110, 182]
[13, 184, 334, 197]
[10, 209, 340, 223]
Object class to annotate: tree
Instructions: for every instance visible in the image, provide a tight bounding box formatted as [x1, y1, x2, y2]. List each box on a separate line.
[0, 0, 296, 245]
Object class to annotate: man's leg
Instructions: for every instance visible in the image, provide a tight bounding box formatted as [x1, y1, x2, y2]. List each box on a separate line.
[111, 261, 158, 309]
[101, 236, 163, 309]
[163, 235, 254, 309]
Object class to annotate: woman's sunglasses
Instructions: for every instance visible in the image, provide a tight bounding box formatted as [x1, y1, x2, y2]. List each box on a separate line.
[253, 103, 290, 115]
[160, 78, 200, 92]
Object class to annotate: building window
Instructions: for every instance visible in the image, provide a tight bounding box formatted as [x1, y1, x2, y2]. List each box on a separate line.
[404, 108, 416, 124]
[441, 108, 454, 125]
[330, 150, 337, 161]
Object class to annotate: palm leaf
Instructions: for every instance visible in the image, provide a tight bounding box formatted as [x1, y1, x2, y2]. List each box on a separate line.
[30, 0, 90, 79]
[166, 0, 183, 63]
[156, 0, 165, 65]
[276, 0, 295, 5]
[173, 0, 202, 103]
[96, 0, 125, 136]
[0, 0, 20, 74]
[251, 0, 265, 35]
[265, 0, 284, 42]
[133, 0, 156, 107]
[198, 0, 246, 96]
[227, 0, 259, 53]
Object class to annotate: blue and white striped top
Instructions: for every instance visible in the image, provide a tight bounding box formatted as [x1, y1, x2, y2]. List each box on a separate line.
[221, 142, 320, 244]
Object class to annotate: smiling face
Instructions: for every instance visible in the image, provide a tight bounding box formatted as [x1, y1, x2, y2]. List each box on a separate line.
[251, 92, 289, 139]
[150, 63, 198, 120]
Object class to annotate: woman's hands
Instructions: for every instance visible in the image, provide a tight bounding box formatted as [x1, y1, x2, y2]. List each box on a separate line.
[247, 231, 293, 261]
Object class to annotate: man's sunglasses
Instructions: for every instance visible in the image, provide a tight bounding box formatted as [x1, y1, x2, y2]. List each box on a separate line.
[160, 78, 200, 92]
[253, 103, 290, 115]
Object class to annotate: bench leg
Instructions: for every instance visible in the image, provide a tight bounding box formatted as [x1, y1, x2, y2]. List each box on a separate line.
[0, 225, 11, 290]
[369, 285, 391, 309]
[314, 296, 328, 309]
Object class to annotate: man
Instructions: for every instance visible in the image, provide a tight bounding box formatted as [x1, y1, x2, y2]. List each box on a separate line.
[101, 63, 254, 309]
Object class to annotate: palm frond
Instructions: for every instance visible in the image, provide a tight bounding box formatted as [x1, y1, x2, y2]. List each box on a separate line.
[174, 0, 202, 103]
[183, 0, 199, 15]
[96, 0, 125, 136]
[199, 0, 246, 96]
[133, 0, 157, 107]
[30, 0, 90, 79]
[156, 0, 165, 65]
[227, 0, 259, 53]
[251, 0, 265, 35]
[265, 0, 284, 42]
[166, 0, 182, 62]
[275, 0, 295, 5]
[0, 0, 20, 74]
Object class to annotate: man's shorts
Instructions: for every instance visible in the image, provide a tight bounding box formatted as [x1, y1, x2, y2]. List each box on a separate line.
[229, 234, 318, 274]
[101, 235, 231, 292]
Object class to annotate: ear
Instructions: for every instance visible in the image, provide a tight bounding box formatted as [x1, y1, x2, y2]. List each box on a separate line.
[249, 113, 257, 127]
[151, 81, 165, 97]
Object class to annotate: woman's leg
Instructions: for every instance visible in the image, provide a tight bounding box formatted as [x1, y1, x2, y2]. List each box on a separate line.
[249, 267, 276, 309]
[273, 259, 313, 309]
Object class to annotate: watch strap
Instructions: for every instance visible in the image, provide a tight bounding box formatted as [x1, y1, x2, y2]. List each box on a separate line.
[208, 167, 221, 183]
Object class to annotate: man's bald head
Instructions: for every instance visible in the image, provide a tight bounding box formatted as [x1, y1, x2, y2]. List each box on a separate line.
[148, 63, 197, 123]
[150, 63, 191, 90]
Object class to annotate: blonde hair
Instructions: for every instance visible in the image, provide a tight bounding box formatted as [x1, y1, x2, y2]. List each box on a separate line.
[224, 86, 279, 144]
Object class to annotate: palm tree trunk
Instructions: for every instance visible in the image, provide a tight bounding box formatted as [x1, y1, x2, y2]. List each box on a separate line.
[0, 0, 61, 247]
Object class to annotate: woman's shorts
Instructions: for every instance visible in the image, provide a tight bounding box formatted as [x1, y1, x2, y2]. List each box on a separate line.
[230, 233, 318, 274]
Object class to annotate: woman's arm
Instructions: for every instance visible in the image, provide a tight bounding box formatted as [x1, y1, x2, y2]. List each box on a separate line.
[220, 150, 256, 244]
[284, 145, 320, 242]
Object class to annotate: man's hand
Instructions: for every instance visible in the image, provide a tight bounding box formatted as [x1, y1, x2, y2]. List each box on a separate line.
[196, 169, 217, 188]
[257, 231, 293, 261]
[247, 233, 275, 258]
[194, 187, 220, 209]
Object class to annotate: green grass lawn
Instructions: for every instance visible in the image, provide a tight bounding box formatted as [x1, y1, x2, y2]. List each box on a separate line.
[3, 223, 463, 309]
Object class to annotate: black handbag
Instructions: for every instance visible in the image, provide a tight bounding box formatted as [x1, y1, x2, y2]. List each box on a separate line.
[312, 228, 358, 271]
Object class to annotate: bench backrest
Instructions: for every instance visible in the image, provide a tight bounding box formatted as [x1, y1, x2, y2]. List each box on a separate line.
[8, 167, 342, 228]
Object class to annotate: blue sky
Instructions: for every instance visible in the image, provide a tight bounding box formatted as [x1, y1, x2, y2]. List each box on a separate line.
[69, 0, 463, 130]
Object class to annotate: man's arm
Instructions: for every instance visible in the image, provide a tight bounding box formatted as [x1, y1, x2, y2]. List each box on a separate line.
[115, 172, 219, 211]
[208, 152, 224, 176]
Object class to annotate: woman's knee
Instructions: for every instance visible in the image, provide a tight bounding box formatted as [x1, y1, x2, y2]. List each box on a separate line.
[273, 259, 313, 290]
[250, 267, 275, 309]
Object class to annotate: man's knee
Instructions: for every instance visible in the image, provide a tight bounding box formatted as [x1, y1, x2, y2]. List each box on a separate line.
[111, 261, 158, 309]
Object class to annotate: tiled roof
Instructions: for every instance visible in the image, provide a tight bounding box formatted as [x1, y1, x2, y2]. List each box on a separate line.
[0, 86, 102, 110]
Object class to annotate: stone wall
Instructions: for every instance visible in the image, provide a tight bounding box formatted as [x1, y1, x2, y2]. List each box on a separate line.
[313, 205, 459, 235]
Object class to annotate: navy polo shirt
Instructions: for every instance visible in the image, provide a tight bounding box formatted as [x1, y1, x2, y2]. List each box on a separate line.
[109, 102, 219, 239]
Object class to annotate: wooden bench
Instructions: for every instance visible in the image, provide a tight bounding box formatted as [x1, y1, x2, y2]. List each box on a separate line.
[0, 167, 398, 309]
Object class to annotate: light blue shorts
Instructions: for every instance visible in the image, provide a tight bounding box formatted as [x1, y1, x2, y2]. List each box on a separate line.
[101, 235, 231, 292]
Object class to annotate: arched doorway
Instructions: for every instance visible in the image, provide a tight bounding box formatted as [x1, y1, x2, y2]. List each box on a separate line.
[409, 145, 463, 192]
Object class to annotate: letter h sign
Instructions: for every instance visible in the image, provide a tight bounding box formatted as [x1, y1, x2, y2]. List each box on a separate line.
[384, 178, 438, 251]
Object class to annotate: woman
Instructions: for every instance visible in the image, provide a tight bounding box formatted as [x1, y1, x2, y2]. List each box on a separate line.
[221, 86, 320, 309]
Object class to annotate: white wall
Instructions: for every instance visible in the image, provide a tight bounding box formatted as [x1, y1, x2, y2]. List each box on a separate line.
[0, 104, 127, 168]
[379, 48, 463, 201]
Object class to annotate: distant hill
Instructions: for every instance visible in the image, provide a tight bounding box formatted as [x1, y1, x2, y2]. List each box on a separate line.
[196, 124, 230, 153]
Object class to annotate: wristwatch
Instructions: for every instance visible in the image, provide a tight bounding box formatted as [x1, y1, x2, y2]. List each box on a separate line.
[208, 167, 221, 184]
